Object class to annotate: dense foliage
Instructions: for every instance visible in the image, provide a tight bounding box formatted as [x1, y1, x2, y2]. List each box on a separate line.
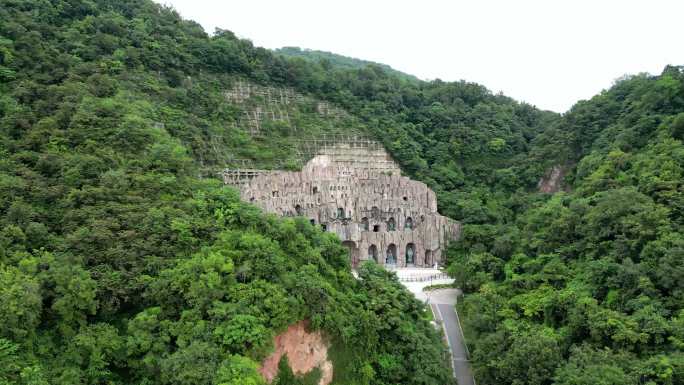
[0, 1, 453, 384]
[2, 0, 682, 384]
[274, 46, 420, 83]
[449, 67, 684, 385]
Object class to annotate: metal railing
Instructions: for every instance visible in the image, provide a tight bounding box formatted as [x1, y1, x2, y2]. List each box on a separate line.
[397, 273, 450, 282]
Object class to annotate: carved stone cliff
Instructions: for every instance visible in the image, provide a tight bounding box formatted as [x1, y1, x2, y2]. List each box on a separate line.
[224, 141, 461, 268]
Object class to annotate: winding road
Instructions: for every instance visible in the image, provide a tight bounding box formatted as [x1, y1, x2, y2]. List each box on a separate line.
[431, 301, 474, 385]
[394, 270, 475, 385]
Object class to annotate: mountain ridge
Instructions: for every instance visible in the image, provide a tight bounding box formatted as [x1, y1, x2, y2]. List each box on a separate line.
[1, 0, 683, 384]
[274, 46, 421, 83]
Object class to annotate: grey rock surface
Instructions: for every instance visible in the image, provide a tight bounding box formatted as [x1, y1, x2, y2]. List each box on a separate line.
[226, 142, 461, 267]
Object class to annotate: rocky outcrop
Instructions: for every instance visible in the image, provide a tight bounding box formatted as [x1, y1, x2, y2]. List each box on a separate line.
[227, 142, 461, 267]
[538, 164, 568, 193]
[260, 321, 333, 385]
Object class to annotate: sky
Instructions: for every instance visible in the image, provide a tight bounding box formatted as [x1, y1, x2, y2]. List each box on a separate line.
[158, 0, 684, 113]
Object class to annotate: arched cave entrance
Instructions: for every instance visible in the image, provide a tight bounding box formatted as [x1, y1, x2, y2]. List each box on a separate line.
[425, 249, 433, 267]
[405, 243, 415, 265]
[368, 244, 378, 262]
[405, 217, 413, 230]
[387, 217, 396, 231]
[386, 244, 397, 266]
[295, 204, 302, 216]
[361, 217, 369, 231]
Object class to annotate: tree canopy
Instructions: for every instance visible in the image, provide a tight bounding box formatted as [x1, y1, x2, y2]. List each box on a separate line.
[1, 0, 683, 384]
[449, 67, 684, 385]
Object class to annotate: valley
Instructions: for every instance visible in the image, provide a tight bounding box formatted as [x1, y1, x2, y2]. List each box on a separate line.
[0, 1, 683, 384]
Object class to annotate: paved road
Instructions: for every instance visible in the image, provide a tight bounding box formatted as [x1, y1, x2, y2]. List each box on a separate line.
[402, 278, 455, 302]
[396, 274, 475, 385]
[432, 303, 474, 385]
[426, 288, 475, 385]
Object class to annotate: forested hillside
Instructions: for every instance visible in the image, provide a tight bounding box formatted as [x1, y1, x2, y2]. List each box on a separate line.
[2, 0, 682, 384]
[274, 46, 420, 82]
[0, 1, 459, 384]
[449, 67, 684, 385]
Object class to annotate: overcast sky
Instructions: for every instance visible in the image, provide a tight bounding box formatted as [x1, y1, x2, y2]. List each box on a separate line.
[158, 0, 684, 112]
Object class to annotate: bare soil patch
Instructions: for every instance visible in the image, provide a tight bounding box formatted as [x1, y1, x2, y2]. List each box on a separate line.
[259, 320, 333, 385]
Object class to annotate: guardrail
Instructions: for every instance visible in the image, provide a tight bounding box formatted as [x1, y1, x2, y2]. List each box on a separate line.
[397, 273, 450, 282]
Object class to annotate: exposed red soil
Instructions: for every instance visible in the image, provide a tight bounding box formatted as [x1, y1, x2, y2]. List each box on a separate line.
[259, 320, 333, 385]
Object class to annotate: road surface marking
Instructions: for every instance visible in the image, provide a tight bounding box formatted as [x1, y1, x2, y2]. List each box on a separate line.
[432, 304, 456, 377]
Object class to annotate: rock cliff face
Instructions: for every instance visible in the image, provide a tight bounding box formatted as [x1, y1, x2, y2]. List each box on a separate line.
[226, 142, 461, 267]
[538, 164, 569, 193]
